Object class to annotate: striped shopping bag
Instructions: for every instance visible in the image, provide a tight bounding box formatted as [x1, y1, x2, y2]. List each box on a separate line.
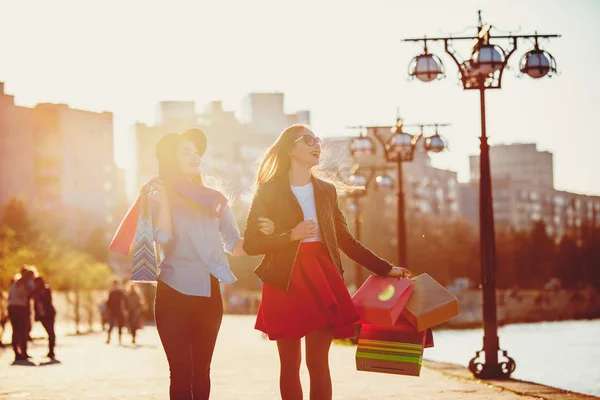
[356, 320, 427, 377]
[131, 188, 159, 282]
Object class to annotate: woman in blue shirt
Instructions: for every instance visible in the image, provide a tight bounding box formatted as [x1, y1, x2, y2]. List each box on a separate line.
[150, 129, 273, 400]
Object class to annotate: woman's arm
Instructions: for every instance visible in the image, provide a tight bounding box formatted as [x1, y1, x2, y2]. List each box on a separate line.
[243, 185, 296, 256]
[218, 205, 245, 257]
[332, 189, 394, 276]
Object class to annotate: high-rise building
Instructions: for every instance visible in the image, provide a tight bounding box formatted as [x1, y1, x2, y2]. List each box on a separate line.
[0, 82, 127, 244]
[0, 83, 36, 207]
[241, 93, 310, 135]
[156, 101, 197, 127]
[32, 103, 126, 241]
[469, 143, 553, 188]
[462, 143, 600, 238]
[459, 180, 600, 238]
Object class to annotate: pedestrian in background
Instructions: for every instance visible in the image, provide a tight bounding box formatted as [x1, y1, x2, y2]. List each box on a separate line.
[106, 279, 126, 345]
[33, 276, 57, 359]
[125, 282, 145, 345]
[7, 267, 36, 362]
[0, 290, 8, 347]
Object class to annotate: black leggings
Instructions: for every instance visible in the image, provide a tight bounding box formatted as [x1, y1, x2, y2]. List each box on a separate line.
[155, 279, 223, 400]
[7, 305, 29, 358]
[39, 316, 56, 356]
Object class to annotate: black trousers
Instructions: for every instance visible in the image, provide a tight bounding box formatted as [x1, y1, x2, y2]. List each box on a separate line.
[7, 305, 29, 358]
[155, 278, 223, 400]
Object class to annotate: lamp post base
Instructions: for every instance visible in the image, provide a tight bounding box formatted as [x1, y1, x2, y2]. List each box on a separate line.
[468, 349, 516, 379]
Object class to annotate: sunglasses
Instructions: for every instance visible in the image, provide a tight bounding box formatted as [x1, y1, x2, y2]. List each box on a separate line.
[294, 135, 322, 147]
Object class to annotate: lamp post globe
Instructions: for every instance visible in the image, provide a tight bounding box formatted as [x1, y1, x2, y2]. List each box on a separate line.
[424, 133, 446, 153]
[349, 173, 368, 188]
[472, 44, 505, 76]
[375, 174, 394, 190]
[409, 53, 444, 83]
[350, 135, 375, 157]
[520, 49, 556, 79]
[387, 131, 415, 162]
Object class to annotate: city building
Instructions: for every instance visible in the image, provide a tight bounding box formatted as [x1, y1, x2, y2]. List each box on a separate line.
[0, 82, 127, 244]
[459, 180, 600, 238]
[462, 142, 600, 238]
[469, 143, 554, 188]
[240, 93, 310, 135]
[32, 103, 127, 242]
[0, 83, 36, 208]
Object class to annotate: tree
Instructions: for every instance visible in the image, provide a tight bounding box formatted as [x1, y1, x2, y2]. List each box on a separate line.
[84, 226, 109, 263]
[0, 198, 34, 244]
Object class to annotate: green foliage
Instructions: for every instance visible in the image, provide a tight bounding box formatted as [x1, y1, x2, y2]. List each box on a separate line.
[0, 198, 113, 292]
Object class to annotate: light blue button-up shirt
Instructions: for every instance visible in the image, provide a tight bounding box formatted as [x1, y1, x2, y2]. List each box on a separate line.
[150, 192, 240, 297]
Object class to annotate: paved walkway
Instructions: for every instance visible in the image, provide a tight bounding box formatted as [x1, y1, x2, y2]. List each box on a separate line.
[0, 315, 595, 399]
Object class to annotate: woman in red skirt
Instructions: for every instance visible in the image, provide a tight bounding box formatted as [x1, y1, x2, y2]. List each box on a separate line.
[244, 124, 410, 400]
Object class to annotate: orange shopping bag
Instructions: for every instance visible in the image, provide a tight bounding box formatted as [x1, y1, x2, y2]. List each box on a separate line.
[352, 276, 413, 327]
[402, 273, 459, 331]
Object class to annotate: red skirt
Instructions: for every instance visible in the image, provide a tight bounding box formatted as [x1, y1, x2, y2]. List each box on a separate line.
[255, 242, 360, 340]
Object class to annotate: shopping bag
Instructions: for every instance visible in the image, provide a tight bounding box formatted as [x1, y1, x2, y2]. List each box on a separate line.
[352, 276, 413, 326]
[131, 192, 159, 282]
[109, 193, 142, 256]
[402, 273, 459, 331]
[356, 318, 427, 377]
[396, 314, 434, 348]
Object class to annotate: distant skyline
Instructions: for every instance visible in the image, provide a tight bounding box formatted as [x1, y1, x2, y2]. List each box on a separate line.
[1, 0, 599, 195]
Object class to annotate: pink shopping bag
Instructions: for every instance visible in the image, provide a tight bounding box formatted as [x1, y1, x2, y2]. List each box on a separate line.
[352, 276, 413, 327]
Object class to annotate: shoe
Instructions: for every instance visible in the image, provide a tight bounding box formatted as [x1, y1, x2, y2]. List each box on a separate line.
[15, 354, 26, 361]
[47, 353, 56, 359]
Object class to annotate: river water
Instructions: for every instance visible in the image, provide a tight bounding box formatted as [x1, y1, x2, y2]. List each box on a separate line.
[425, 319, 600, 397]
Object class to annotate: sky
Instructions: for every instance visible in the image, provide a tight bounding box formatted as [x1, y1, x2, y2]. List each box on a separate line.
[0, 0, 599, 195]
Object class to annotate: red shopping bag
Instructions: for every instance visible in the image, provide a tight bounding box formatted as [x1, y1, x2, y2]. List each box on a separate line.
[352, 276, 413, 327]
[108, 193, 142, 256]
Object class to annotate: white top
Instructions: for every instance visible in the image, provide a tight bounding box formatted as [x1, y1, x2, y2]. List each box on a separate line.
[290, 182, 322, 242]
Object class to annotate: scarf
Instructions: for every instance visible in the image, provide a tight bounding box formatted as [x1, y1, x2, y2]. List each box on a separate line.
[109, 177, 228, 282]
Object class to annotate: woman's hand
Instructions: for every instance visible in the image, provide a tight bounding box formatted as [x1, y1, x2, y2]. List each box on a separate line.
[388, 266, 411, 279]
[290, 220, 317, 241]
[150, 181, 168, 202]
[258, 218, 275, 235]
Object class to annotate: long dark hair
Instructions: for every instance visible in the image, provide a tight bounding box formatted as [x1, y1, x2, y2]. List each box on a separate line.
[155, 129, 207, 185]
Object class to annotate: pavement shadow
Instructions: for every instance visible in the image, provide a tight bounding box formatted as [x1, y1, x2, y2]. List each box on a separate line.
[119, 343, 159, 350]
[39, 359, 62, 366]
[11, 359, 37, 367]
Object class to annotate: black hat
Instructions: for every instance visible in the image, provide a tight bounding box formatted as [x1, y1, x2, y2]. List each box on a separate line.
[181, 128, 207, 158]
[155, 132, 181, 163]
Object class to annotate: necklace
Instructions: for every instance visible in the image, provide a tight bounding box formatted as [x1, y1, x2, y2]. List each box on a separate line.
[292, 185, 314, 207]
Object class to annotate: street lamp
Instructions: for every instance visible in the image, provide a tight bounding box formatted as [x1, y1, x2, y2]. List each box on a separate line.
[404, 11, 560, 379]
[345, 167, 395, 288]
[349, 120, 447, 270]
